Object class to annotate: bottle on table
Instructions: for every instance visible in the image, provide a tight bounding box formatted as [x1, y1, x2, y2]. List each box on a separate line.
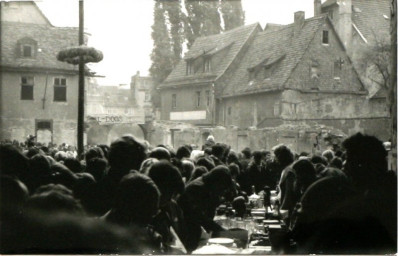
[248, 185, 260, 208]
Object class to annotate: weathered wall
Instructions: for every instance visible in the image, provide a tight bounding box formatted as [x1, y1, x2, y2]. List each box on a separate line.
[160, 84, 213, 125]
[86, 123, 145, 145]
[1, 2, 49, 25]
[1, 71, 79, 145]
[219, 91, 283, 128]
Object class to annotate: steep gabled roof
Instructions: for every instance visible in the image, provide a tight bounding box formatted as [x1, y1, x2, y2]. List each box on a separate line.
[160, 23, 260, 88]
[1, 22, 79, 72]
[222, 15, 328, 97]
[351, 0, 390, 43]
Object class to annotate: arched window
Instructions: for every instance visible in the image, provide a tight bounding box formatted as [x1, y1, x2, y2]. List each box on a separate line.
[16, 37, 37, 58]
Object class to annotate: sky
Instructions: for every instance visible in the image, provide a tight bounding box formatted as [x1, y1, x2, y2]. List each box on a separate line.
[36, 0, 315, 86]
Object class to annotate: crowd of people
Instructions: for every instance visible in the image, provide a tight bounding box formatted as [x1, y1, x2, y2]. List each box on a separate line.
[0, 133, 396, 254]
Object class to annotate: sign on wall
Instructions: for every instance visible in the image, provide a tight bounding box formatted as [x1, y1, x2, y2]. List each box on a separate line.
[87, 115, 145, 124]
[170, 111, 206, 121]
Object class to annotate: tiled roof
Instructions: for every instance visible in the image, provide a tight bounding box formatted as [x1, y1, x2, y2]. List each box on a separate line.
[351, 0, 390, 43]
[160, 23, 260, 88]
[1, 21, 79, 72]
[222, 16, 328, 97]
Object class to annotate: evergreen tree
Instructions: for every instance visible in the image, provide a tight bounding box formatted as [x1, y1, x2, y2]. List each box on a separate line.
[165, 0, 185, 67]
[220, 0, 245, 31]
[149, 0, 174, 107]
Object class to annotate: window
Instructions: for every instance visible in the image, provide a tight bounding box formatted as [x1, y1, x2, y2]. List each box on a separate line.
[144, 91, 151, 102]
[328, 10, 334, 20]
[23, 45, 32, 57]
[21, 76, 34, 100]
[54, 78, 67, 102]
[228, 106, 232, 115]
[196, 91, 201, 107]
[172, 94, 177, 109]
[206, 90, 210, 106]
[204, 58, 211, 72]
[17, 37, 37, 58]
[186, 61, 194, 75]
[264, 65, 272, 79]
[333, 58, 344, 78]
[322, 30, 329, 45]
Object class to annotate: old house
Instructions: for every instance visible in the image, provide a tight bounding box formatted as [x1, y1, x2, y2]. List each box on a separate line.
[160, 6, 390, 141]
[158, 23, 262, 126]
[0, 1, 82, 145]
[130, 71, 156, 122]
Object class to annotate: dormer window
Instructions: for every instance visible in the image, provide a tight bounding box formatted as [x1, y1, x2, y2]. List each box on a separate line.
[333, 58, 344, 78]
[17, 37, 37, 58]
[186, 60, 194, 75]
[322, 30, 329, 45]
[204, 58, 211, 72]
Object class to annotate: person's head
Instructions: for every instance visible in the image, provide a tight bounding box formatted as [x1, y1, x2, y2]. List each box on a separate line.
[227, 150, 239, 165]
[111, 173, 160, 225]
[322, 149, 335, 163]
[108, 135, 147, 172]
[273, 144, 294, 167]
[232, 196, 246, 218]
[148, 161, 185, 204]
[196, 156, 215, 171]
[228, 163, 240, 180]
[181, 159, 195, 182]
[26, 147, 44, 159]
[310, 154, 328, 166]
[262, 150, 271, 161]
[189, 166, 209, 182]
[85, 147, 105, 162]
[97, 144, 110, 160]
[139, 157, 159, 175]
[329, 157, 343, 169]
[149, 147, 171, 161]
[342, 133, 388, 189]
[86, 157, 108, 182]
[176, 146, 191, 160]
[54, 151, 68, 163]
[252, 151, 263, 164]
[0, 144, 29, 178]
[211, 144, 225, 159]
[204, 147, 212, 156]
[241, 147, 251, 159]
[49, 163, 78, 189]
[26, 184, 85, 216]
[25, 153, 53, 192]
[63, 157, 83, 173]
[202, 166, 233, 195]
[190, 150, 204, 162]
[292, 159, 317, 193]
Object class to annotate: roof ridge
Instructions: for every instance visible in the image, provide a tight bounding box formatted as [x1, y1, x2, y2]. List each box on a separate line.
[197, 22, 260, 40]
[281, 15, 327, 88]
[215, 23, 261, 82]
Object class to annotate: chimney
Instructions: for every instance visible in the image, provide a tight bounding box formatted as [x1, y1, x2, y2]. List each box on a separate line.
[294, 11, 305, 36]
[314, 0, 322, 16]
[338, 0, 352, 52]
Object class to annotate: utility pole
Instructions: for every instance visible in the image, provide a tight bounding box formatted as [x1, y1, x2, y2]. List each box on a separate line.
[78, 0, 85, 159]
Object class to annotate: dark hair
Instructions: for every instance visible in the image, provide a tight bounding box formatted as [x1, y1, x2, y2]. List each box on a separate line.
[86, 157, 108, 182]
[211, 144, 225, 158]
[111, 173, 160, 225]
[189, 166, 209, 183]
[26, 147, 43, 159]
[149, 147, 171, 161]
[241, 147, 251, 159]
[97, 144, 110, 160]
[176, 146, 191, 160]
[273, 145, 294, 167]
[228, 163, 240, 178]
[311, 155, 328, 166]
[108, 135, 147, 172]
[292, 159, 316, 190]
[1, 176, 29, 214]
[85, 147, 105, 162]
[148, 161, 185, 201]
[63, 157, 83, 173]
[26, 184, 84, 215]
[49, 163, 78, 189]
[342, 133, 388, 186]
[202, 166, 233, 191]
[252, 151, 263, 161]
[181, 159, 195, 181]
[25, 154, 52, 192]
[329, 157, 343, 169]
[196, 156, 215, 171]
[227, 150, 239, 165]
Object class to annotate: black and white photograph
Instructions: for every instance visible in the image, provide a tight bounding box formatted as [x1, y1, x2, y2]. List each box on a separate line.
[0, 0, 397, 254]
